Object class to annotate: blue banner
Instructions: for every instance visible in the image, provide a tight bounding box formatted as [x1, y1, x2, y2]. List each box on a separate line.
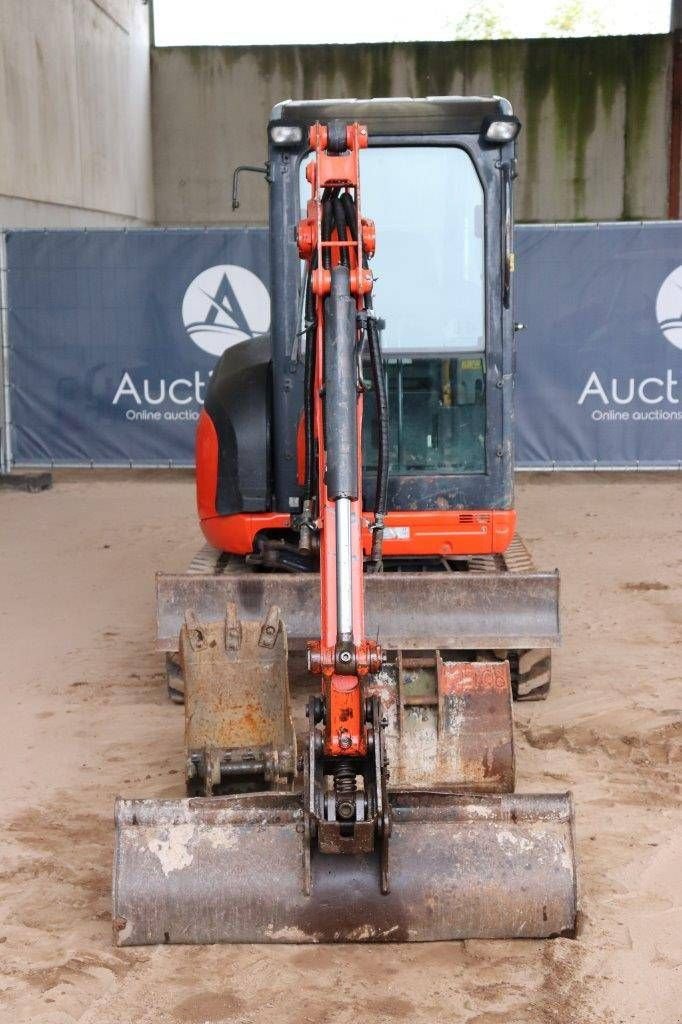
[514, 222, 682, 467]
[7, 228, 268, 465]
[5, 222, 682, 468]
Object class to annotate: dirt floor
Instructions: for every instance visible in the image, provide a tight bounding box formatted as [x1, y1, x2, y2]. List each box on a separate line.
[0, 470, 680, 1024]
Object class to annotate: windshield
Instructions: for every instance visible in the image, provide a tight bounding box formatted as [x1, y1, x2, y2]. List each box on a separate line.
[359, 146, 485, 356]
[300, 146, 485, 355]
[299, 145, 487, 475]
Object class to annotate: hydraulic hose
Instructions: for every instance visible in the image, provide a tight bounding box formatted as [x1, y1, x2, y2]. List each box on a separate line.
[303, 190, 338, 503]
[365, 303, 389, 566]
[303, 260, 316, 503]
[340, 191, 389, 568]
[332, 196, 350, 268]
[321, 190, 336, 269]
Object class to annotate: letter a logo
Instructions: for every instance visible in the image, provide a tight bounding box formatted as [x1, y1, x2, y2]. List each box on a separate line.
[656, 265, 682, 351]
[182, 264, 270, 357]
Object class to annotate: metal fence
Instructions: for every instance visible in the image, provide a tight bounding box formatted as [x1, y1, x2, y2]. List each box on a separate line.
[1, 221, 681, 473]
[0, 232, 11, 474]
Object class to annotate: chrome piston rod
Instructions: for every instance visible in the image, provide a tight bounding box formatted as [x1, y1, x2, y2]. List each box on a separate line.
[335, 496, 353, 640]
[323, 264, 359, 648]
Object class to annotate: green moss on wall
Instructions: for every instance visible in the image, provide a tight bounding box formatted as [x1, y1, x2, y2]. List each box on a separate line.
[163, 34, 669, 222]
[410, 39, 491, 95]
[250, 43, 399, 100]
[413, 41, 457, 95]
[522, 35, 664, 218]
[622, 35, 668, 218]
[484, 38, 521, 96]
[252, 46, 298, 89]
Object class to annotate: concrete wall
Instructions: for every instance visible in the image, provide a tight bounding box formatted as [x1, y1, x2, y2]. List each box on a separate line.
[151, 34, 676, 226]
[0, 0, 153, 227]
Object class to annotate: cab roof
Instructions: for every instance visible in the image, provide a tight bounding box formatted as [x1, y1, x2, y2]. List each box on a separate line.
[269, 96, 514, 136]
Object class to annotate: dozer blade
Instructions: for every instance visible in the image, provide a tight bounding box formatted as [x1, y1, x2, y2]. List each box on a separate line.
[156, 569, 561, 653]
[113, 791, 576, 945]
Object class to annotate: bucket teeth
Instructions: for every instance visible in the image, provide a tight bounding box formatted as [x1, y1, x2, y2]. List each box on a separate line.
[258, 605, 282, 649]
[181, 609, 296, 795]
[114, 617, 577, 945]
[183, 609, 206, 651]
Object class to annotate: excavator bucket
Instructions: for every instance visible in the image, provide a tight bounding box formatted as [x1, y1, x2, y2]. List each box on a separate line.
[369, 657, 515, 793]
[180, 604, 296, 794]
[113, 644, 576, 946]
[113, 790, 576, 944]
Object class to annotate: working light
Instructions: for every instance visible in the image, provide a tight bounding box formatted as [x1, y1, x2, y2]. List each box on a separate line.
[270, 125, 304, 146]
[481, 116, 521, 144]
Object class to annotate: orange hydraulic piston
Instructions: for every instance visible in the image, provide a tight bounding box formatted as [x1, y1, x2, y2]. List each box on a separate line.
[298, 122, 379, 759]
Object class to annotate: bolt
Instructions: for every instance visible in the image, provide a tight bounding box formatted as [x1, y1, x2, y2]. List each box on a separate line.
[312, 696, 325, 723]
[338, 731, 352, 750]
[339, 650, 352, 664]
[337, 799, 355, 820]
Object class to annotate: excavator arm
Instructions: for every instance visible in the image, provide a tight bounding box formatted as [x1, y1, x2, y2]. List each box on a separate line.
[297, 123, 388, 881]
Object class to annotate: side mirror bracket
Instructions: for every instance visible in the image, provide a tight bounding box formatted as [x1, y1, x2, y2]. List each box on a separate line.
[232, 163, 270, 211]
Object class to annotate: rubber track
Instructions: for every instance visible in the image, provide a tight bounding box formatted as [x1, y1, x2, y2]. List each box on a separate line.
[187, 537, 537, 577]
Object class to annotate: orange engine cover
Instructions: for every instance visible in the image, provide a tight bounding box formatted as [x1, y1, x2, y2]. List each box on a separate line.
[197, 409, 516, 558]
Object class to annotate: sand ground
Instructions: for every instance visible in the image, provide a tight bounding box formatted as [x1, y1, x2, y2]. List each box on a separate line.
[0, 471, 680, 1024]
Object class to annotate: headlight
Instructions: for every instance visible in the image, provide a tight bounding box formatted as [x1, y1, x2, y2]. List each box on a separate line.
[481, 116, 521, 144]
[270, 125, 303, 146]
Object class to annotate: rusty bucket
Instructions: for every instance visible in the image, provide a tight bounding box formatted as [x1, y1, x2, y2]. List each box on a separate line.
[181, 604, 296, 794]
[113, 790, 576, 945]
[369, 657, 515, 793]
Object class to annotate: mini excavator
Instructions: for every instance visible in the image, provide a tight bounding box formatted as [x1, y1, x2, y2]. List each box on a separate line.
[113, 98, 577, 944]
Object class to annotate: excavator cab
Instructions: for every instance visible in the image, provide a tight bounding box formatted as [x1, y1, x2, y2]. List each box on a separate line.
[197, 97, 519, 559]
[113, 98, 576, 946]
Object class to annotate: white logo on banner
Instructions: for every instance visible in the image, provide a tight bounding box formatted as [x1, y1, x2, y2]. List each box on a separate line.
[181, 264, 270, 357]
[656, 265, 682, 350]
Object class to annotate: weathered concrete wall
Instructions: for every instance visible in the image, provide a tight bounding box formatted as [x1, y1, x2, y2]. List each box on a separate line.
[0, 0, 153, 227]
[151, 35, 675, 226]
